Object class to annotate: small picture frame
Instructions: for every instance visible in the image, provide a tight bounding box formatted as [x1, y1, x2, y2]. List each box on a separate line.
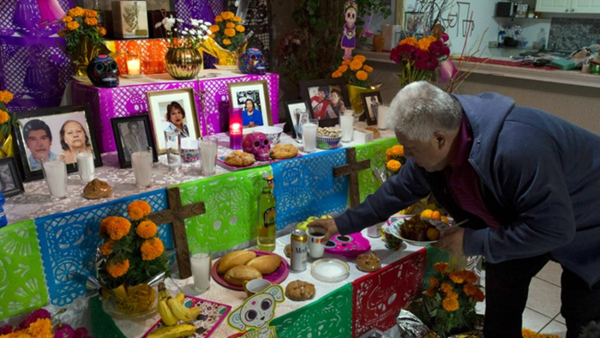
[299, 78, 350, 127]
[227, 80, 272, 132]
[0, 157, 24, 197]
[404, 11, 424, 35]
[515, 3, 529, 18]
[111, 115, 159, 168]
[12, 105, 103, 182]
[360, 91, 383, 126]
[284, 100, 308, 139]
[146, 88, 201, 154]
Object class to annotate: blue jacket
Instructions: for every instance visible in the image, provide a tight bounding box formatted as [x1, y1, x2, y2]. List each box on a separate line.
[336, 92, 600, 287]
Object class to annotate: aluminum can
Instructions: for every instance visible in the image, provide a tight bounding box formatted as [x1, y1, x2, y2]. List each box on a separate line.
[290, 229, 308, 271]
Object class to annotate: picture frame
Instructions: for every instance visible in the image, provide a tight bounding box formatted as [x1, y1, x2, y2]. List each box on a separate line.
[515, 3, 529, 18]
[360, 91, 383, 126]
[0, 157, 24, 197]
[404, 11, 424, 36]
[227, 80, 272, 132]
[299, 78, 350, 127]
[146, 88, 201, 154]
[284, 100, 308, 139]
[12, 105, 103, 182]
[111, 115, 159, 168]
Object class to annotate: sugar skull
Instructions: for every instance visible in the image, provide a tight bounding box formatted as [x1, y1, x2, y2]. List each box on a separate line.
[238, 48, 266, 75]
[243, 132, 271, 161]
[87, 54, 120, 88]
[228, 285, 284, 335]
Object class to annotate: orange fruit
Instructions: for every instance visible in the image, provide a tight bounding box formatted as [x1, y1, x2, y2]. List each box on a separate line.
[431, 211, 441, 220]
[420, 209, 433, 218]
[426, 228, 440, 241]
[440, 216, 450, 224]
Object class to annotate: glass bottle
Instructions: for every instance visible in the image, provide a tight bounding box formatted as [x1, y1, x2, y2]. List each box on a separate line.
[257, 173, 276, 251]
[92, 0, 104, 28]
[0, 192, 7, 229]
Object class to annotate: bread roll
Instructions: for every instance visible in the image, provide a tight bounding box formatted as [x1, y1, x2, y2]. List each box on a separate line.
[224, 265, 262, 286]
[246, 255, 282, 274]
[217, 250, 257, 274]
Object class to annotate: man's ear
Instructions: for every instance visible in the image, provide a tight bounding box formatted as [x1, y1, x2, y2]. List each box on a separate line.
[433, 131, 446, 149]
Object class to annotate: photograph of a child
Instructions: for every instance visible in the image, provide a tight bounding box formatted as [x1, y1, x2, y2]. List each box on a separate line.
[307, 84, 347, 120]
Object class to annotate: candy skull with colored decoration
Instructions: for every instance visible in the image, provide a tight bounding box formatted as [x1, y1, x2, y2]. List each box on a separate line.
[242, 132, 271, 161]
[86, 54, 120, 88]
[238, 48, 266, 75]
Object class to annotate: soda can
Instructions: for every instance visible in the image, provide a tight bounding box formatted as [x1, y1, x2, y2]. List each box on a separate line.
[290, 229, 308, 271]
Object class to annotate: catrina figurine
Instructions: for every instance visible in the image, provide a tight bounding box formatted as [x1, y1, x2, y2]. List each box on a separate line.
[86, 54, 120, 88]
[342, 1, 358, 61]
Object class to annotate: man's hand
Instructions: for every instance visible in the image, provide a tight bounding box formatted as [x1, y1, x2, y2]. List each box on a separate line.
[248, 122, 256, 128]
[431, 227, 465, 256]
[307, 218, 339, 243]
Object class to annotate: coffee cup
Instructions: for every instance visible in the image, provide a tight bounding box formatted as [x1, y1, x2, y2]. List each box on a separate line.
[243, 279, 272, 297]
[307, 226, 327, 259]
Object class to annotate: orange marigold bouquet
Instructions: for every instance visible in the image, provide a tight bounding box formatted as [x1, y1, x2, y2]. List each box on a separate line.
[423, 262, 485, 337]
[208, 11, 246, 52]
[331, 54, 373, 88]
[385, 144, 406, 176]
[58, 7, 108, 64]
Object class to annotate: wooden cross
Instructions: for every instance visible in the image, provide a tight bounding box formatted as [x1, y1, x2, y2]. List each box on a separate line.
[333, 147, 371, 208]
[147, 187, 205, 279]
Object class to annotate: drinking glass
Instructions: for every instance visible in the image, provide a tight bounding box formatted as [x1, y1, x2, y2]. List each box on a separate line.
[165, 130, 182, 170]
[301, 118, 318, 153]
[41, 157, 67, 200]
[340, 110, 355, 143]
[190, 248, 212, 293]
[200, 136, 218, 176]
[307, 226, 326, 259]
[377, 105, 390, 130]
[76, 150, 95, 183]
[131, 146, 153, 188]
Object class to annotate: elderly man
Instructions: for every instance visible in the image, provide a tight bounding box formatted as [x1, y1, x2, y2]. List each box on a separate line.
[309, 81, 600, 338]
[23, 119, 57, 171]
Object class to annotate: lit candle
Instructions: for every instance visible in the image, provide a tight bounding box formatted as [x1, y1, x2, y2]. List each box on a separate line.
[127, 56, 141, 76]
[229, 108, 243, 150]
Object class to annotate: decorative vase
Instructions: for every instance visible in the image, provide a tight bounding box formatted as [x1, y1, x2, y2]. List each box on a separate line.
[199, 37, 248, 70]
[104, 284, 157, 318]
[164, 48, 203, 80]
[70, 36, 111, 77]
[373, 34, 385, 52]
[0, 134, 14, 158]
[347, 84, 378, 116]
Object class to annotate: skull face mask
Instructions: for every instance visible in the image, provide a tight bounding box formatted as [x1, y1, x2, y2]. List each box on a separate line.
[87, 55, 120, 88]
[242, 132, 271, 161]
[238, 48, 266, 75]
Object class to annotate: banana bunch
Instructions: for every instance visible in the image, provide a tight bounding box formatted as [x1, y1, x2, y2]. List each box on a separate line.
[147, 324, 197, 338]
[296, 214, 333, 231]
[157, 283, 200, 327]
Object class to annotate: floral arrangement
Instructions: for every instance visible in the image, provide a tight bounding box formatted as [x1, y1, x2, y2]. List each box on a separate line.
[0, 90, 17, 139]
[0, 309, 91, 338]
[154, 15, 212, 49]
[423, 262, 485, 337]
[385, 144, 406, 176]
[332, 54, 374, 88]
[98, 200, 169, 290]
[208, 11, 246, 52]
[389, 35, 450, 87]
[58, 7, 108, 66]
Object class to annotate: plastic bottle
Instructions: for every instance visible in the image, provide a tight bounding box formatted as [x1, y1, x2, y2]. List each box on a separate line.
[0, 192, 7, 229]
[498, 29, 506, 48]
[537, 28, 547, 51]
[257, 173, 276, 251]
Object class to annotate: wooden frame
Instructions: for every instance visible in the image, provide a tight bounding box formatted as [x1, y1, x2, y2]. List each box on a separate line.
[227, 80, 272, 132]
[0, 157, 24, 197]
[299, 78, 350, 127]
[111, 115, 159, 168]
[146, 88, 201, 154]
[12, 105, 102, 182]
[404, 11, 424, 36]
[284, 100, 308, 139]
[360, 91, 383, 126]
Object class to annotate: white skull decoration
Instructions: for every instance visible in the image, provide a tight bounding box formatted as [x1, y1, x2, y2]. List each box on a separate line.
[242, 132, 271, 161]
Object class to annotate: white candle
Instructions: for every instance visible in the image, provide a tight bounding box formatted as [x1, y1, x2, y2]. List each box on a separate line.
[76, 152, 95, 183]
[377, 105, 390, 130]
[191, 253, 211, 293]
[42, 159, 67, 199]
[302, 122, 318, 153]
[340, 114, 354, 142]
[200, 137, 218, 175]
[127, 59, 141, 76]
[131, 150, 152, 188]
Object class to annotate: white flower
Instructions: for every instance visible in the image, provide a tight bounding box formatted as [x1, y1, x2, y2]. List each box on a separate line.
[235, 1, 240, 6]
[156, 15, 176, 31]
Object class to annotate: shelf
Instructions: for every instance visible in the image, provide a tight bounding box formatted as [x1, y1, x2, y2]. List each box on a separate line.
[493, 16, 551, 21]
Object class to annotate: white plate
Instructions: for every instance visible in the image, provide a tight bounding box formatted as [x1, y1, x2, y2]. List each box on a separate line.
[311, 258, 350, 283]
[398, 234, 438, 247]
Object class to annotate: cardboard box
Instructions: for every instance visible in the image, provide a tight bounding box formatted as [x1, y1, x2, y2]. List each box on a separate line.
[353, 129, 374, 144]
[112, 1, 149, 39]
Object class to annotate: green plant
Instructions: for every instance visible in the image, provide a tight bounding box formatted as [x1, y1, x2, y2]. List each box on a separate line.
[58, 6, 109, 63]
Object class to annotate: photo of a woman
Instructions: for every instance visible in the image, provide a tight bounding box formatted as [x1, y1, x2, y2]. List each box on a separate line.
[164, 101, 190, 137]
[242, 99, 264, 128]
[59, 120, 93, 164]
[325, 88, 346, 119]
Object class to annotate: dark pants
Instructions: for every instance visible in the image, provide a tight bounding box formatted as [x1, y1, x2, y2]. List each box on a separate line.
[483, 255, 600, 338]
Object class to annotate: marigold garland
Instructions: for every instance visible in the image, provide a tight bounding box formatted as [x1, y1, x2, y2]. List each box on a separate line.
[136, 221, 157, 239]
[141, 238, 165, 261]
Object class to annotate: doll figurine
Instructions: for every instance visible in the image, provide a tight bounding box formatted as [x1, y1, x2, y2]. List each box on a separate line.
[341, 1, 358, 61]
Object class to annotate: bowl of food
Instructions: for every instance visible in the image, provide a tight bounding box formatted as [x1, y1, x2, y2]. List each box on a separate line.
[316, 127, 342, 150]
[246, 126, 283, 144]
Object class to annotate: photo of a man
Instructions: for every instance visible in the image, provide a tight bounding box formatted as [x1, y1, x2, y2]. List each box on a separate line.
[120, 121, 149, 162]
[22, 119, 57, 171]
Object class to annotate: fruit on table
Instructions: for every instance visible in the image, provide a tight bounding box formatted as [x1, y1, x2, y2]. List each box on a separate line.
[296, 214, 333, 231]
[147, 324, 197, 338]
[167, 296, 200, 322]
[420, 209, 441, 220]
[158, 297, 178, 326]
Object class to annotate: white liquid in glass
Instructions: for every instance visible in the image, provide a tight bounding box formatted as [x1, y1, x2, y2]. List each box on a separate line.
[302, 123, 318, 153]
[191, 253, 211, 292]
[340, 115, 354, 142]
[200, 140, 217, 175]
[76, 152, 95, 183]
[131, 151, 152, 187]
[43, 160, 67, 198]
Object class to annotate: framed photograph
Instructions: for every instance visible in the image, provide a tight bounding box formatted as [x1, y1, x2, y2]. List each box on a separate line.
[515, 3, 529, 18]
[404, 11, 424, 35]
[12, 105, 103, 182]
[146, 88, 201, 154]
[361, 91, 383, 126]
[0, 157, 24, 197]
[284, 100, 308, 139]
[111, 115, 159, 168]
[227, 80, 272, 132]
[299, 78, 350, 127]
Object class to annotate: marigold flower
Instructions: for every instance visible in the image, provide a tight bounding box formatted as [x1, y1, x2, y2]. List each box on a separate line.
[66, 21, 80, 31]
[472, 288, 485, 302]
[26, 317, 53, 337]
[100, 240, 114, 255]
[103, 216, 131, 240]
[442, 297, 459, 312]
[446, 290, 459, 299]
[0, 110, 9, 124]
[61, 16, 73, 23]
[350, 59, 362, 71]
[440, 282, 453, 293]
[433, 262, 448, 273]
[338, 65, 349, 73]
[222, 38, 231, 46]
[106, 258, 130, 278]
[429, 277, 440, 287]
[235, 25, 245, 33]
[98, 27, 106, 36]
[0, 90, 13, 104]
[136, 221, 157, 239]
[332, 70, 343, 78]
[463, 283, 477, 296]
[84, 17, 98, 26]
[342, 60, 351, 66]
[391, 145, 404, 156]
[356, 70, 368, 81]
[400, 36, 418, 47]
[128, 200, 151, 218]
[141, 238, 165, 261]
[209, 24, 220, 33]
[425, 287, 436, 297]
[225, 22, 235, 29]
[386, 148, 393, 157]
[233, 16, 242, 22]
[449, 271, 465, 284]
[224, 28, 236, 37]
[354, 54, 366, 63]
[417, 35, 436, 51]
[214, 15, 223, 22]
[67, 7, 85, 17]
[363, 65, 373, 72]
[221, 11, 235, 20]
[464, 270, 478, 284]
[386, 159, 401, 172]
[85, 10, 98, 18]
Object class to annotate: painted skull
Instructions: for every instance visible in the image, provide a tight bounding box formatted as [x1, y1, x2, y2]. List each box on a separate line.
[242, 132, 271, 161]
[87, 54, 120, 88]
[238, 48, 266, 75]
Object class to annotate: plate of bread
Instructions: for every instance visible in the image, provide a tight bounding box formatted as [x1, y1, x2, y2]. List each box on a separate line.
[211, 249, 289, 291]
[217, 144, 302, 171]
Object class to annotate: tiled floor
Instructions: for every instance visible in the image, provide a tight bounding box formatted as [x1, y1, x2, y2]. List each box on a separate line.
[477, 261, 567, 337]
